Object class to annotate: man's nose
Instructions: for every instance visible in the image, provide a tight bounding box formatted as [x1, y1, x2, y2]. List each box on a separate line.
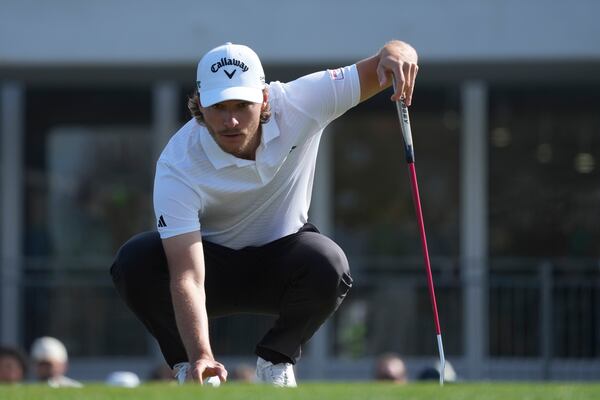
[223, 112, 239, 129]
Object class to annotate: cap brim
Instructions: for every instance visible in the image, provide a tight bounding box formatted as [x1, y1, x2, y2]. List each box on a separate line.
[200, 87, 263, 107]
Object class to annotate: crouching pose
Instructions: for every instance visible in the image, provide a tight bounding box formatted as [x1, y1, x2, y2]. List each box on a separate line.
[111, 40, 418, 386]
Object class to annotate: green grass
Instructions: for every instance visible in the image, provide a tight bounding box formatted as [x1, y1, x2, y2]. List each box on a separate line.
[1, 382, 599, 400]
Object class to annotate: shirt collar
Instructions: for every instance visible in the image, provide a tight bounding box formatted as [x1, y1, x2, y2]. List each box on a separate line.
[261, 118, 279, 145]
[199, 119, 280, 170]
[199, 127, 246, 169]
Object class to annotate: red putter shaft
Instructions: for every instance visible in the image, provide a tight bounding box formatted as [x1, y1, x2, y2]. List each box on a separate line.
[408, 163, 442, 336]
[393, 83, 446, 385]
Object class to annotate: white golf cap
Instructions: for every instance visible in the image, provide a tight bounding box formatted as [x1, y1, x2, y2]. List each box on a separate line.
[196, 42, 265, 107]
[30, 336, 68, 363]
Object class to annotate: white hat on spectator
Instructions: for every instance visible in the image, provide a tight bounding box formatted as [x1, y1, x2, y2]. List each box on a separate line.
[31, 337, 68, 363]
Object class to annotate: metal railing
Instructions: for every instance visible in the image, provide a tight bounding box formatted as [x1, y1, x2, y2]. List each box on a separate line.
[1, 255, 599, 380]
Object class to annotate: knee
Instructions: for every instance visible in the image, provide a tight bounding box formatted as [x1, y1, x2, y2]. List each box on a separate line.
[297, 234, 353, 303]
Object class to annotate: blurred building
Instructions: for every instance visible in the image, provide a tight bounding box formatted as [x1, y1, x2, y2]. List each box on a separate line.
[1, 0, 599, 381]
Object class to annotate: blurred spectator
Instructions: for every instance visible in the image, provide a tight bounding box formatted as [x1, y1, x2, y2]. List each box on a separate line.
[374, 353, 407, 383]
[30, 336, 82, 388]
[148, 363, 175, 382]
[417, 360, 457, 383]
[0, 346, 27, 384]
[106, 371, 140, 387]
[232, 363, 256, 382]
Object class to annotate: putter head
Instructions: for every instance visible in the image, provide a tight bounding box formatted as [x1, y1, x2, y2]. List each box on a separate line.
[436, 334, 446, 386]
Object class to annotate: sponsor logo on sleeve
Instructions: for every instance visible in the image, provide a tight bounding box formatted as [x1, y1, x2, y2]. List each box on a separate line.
[157, 215, 167, 228]
[328, 68, 344, 81]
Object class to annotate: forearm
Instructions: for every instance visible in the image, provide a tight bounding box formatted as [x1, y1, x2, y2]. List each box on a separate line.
[170, 277, 213, 362]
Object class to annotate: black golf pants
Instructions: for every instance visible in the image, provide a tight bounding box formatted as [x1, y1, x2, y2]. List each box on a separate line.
[110, 224, 352, 367]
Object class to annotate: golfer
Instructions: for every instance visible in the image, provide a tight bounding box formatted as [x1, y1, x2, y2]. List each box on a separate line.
[111, 40, 418, 387]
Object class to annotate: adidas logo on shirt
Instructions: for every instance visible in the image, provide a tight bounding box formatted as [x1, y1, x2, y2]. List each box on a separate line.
[157, 215, 167, 228]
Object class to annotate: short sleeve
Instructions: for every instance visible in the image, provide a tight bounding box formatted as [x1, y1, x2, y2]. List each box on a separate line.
[153, 161, 203, 239]
[277, 64, 360, 127]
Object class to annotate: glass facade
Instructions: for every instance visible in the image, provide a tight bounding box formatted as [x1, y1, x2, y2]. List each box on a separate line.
[23, 87, 154, 356]
[489, 87, 600, 258]
[488, 86, 600, 358]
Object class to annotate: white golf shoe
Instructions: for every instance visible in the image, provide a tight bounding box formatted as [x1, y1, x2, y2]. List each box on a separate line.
[172, 362, 221, 386]
[173, 362, 190, 384]
[255, 357, 297, 387]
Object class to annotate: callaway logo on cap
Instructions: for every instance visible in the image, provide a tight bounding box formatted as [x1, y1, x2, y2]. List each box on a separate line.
[196, 42, 266, 107]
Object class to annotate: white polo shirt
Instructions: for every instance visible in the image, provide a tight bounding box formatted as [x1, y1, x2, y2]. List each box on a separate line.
[154, 65, 360, 249]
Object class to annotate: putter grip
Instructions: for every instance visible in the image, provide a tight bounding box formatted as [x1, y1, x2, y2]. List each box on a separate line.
[395, 98, 415, 163]
[391, 76, 415, 163]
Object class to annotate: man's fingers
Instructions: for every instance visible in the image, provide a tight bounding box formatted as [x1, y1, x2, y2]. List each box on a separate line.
[375, 41, 419, 104]
[405, 63, 418, 106]
[376, 63, 388, 87]
[188, 359, 229, 385]
[217, 367, 228, 383]
[202, 363, 228, 383]
[191, 367, 205, 384]
[391, 66, 406, 102]
[211, 363, 228, 383]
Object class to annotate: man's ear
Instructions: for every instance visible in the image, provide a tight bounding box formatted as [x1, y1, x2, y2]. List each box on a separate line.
[262, 89, 269, 109]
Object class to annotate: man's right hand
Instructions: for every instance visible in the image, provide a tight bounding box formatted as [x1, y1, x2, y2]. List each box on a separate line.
[163, 231, 226, 385]
[190, 357, 228, 384]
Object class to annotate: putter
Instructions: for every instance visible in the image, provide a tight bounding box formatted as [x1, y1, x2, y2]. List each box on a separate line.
[393, 81, 446, 386]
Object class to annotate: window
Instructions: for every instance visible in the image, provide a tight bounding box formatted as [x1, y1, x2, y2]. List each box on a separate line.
[489, 87, 600, 258]
[488, 86, 600, 358]
[23, 87, 153, 356]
